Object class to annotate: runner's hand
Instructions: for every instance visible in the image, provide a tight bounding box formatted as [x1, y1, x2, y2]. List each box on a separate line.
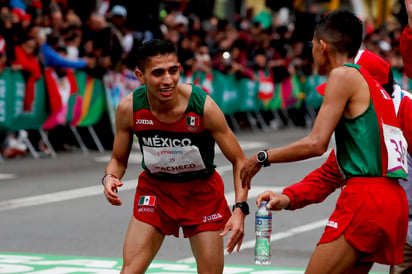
[256, 190, 290, 210]
[240, 154, 262, 189]
[220, 209, 246, 253]
[103, 177, 123, 206]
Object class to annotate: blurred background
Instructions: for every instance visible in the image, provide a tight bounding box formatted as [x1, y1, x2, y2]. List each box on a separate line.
[0, 0, 409, 160]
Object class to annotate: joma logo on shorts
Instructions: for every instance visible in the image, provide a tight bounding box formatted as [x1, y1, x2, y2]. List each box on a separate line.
[136, 119, 154, 125]
[203, 213, 222, 223]
[326, 220, 338, 228]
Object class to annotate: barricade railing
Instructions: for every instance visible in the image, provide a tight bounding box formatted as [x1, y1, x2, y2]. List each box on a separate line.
[0, 67, 332, 160]
[0, 68, 108, 159]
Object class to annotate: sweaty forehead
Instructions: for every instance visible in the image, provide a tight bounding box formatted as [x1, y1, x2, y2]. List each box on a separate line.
[145, 53, 178, 71]
[149, 53, 178, 64]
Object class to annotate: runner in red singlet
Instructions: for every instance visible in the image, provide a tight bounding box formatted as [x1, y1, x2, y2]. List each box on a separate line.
[102, 39, 249, 274]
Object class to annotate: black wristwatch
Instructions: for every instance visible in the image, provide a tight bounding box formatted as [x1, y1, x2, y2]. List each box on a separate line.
[232, 201, 250, 215]
[257, 150, 270, 167]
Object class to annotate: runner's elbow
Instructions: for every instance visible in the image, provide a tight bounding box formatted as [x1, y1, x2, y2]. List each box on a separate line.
[308, 140, 328, 157]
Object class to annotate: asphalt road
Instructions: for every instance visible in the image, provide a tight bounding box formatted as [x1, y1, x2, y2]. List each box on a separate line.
[0, 127, 389, 273]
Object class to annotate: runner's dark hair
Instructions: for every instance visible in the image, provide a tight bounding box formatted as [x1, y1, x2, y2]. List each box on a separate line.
[314, 10, 363, 58]
[136, 39, 177, 71]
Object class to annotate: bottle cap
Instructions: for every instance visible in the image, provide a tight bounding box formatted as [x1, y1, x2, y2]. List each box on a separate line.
[260, 200, 268, 207]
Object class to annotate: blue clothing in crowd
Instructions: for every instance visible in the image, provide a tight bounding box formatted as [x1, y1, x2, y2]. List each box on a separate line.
[40, 43, 87, 69]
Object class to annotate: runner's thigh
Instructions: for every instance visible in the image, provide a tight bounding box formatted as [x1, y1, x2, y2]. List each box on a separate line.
[121, 216, 165, 274]
[189, 230, 224, 274]
[306, 234, 360, 274]
[390, 243, 412, 274]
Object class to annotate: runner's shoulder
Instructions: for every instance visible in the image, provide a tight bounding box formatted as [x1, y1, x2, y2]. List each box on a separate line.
[117, 93, 134, 114]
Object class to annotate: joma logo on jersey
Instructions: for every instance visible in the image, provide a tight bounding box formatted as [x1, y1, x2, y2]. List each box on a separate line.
[203, 213, 223, 223]
[136, 119, 154, 125]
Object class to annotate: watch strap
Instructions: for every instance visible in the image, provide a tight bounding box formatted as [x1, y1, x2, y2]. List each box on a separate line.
[232, 201, 250, 215]
[257, 150, 271, 167]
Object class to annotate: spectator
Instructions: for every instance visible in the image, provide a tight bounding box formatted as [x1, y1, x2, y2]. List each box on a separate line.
[212, 39, 255, 80]
[64, 9, 82, 28]
[48, 2, 64, 32]
[228, 39, 255, 79]
[106, 4, 133, 71]
[0, 6, 24, 63]
[12, 35, 41, 112]
[11, 8, 31, 29]
[251, 48, 278, 128]
[9, 0, 26, 11]
[64, 26, 83, 61]
[193, 44, 212, 74]
[177, 35, 195, 73]
[82, 12, 111, 78]
[252, 48, 274, 105]
[40, 31, 93, 69]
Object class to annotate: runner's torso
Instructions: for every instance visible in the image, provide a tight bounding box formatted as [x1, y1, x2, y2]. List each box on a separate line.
[133, 84, 216, 182]
[335, 64, 407, 179]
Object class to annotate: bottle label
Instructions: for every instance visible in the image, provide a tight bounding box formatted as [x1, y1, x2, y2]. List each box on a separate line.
[255, 216, 272, 232]
[255, 237, 270, 256]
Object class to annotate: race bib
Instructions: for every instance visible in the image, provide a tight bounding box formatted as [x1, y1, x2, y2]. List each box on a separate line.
[143, 145, 206, 174]
[383, 123, 408, 174]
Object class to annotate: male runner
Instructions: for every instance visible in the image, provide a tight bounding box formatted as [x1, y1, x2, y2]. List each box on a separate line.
[258, 49, 412, 273]
[241, 10, 408, 273]
[103, 39, 249, 274]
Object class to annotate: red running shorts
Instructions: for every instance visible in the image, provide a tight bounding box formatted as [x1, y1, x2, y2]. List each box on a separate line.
[133, 170, 231, 238]
[318, 177, 408, 265]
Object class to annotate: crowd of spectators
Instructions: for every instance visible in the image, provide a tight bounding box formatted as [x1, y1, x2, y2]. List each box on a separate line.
[0, 0, 409, 158]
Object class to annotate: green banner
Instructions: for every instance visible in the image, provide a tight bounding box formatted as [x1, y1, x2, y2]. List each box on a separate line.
[0, 68, 48, 131]
[206, 70, 304, 115]
[392, 68, 403, 89]
[69, 71, 107, 127]
[236, 77, 259, 113]
[301, 74, 326, 109]
[0, 68, 15, 131]
[391, 68, 412, 93]
[211, 71, 239, 114]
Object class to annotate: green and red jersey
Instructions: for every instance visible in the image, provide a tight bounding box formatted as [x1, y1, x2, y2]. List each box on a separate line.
[335, 64, 407, 179]
[132, 84, 216, 182]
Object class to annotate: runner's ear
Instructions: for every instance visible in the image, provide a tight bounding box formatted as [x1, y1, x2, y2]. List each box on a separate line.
[135, 69, 145, 84]
[319, 40, 328, 53]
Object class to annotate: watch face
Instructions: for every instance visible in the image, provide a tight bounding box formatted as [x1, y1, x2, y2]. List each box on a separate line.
[257, 151, 267, 162]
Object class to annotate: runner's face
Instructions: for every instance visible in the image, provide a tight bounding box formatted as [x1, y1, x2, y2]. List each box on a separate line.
[137, 53, 180, 101]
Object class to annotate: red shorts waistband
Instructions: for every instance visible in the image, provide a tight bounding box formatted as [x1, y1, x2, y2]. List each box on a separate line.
[346, 177, 399, 185]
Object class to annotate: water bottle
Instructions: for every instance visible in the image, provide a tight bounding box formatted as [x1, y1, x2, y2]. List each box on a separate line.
[255, 200, 272, 265]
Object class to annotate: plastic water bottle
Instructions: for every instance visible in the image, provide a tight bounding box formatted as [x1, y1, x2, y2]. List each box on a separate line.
[255, 200, 272, 265]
